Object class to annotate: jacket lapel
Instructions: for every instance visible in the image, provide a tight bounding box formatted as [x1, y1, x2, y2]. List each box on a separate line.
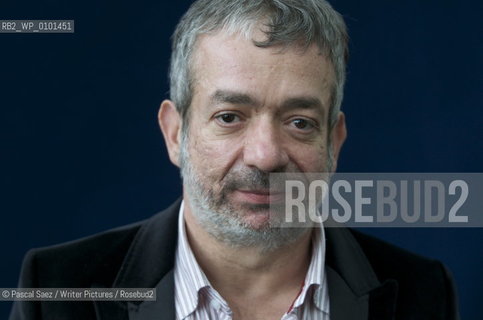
[326, 266, 369, 319]
[367, 279, 398, 320]
[93, 199, 181, 320]
[127, 270, 176, 320]
[92, 294, 129, 320]
[325, 227, 398, 320]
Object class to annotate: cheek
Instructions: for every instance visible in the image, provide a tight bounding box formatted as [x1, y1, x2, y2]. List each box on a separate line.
[189, 132, 237, 181]
[289, 143, 330, 172]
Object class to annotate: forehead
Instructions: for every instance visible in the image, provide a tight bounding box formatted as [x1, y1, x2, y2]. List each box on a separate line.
[190, 31, 335, 109]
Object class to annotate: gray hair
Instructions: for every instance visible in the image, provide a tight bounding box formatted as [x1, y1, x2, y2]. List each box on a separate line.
[169, 0, 348, 128]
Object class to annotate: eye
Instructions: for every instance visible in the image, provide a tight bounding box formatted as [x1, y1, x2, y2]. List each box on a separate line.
[214, 112, 242, 126]
[290, 118, 317, 131]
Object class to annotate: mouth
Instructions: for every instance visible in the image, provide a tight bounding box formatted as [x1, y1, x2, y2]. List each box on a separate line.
[233, 189, 285, 204]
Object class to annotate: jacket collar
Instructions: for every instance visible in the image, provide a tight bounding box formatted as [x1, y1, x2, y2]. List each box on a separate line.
[93, 199, 181, 320]
[325, 226, 398, 319]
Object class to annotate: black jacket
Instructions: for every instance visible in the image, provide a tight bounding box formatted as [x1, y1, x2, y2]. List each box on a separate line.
[10, 199, 459, 319]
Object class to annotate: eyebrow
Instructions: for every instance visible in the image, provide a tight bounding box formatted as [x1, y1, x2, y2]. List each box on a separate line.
[280, 97, 325, 115]
[209, 89, 326, 119]
[210, 90, 258, 106]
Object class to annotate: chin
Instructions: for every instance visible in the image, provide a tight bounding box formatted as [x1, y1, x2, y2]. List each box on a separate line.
[239, 210, 274, 230]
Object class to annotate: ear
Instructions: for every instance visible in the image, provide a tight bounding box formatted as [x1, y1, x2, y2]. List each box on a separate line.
[158, 99, 183, 167]
[329, 111, 347, 172]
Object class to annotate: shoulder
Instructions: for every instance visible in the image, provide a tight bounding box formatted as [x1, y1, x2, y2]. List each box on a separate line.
[349, 229, 459, 319]
[349, 229, 448, 281]
[18, 199, 181, 289]
[20, 220, 145, 288]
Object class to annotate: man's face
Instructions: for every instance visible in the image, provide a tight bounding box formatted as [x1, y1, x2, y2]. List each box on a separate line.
[177, 31, 344, 249]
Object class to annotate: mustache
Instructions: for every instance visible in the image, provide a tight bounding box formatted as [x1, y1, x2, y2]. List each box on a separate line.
[223, 168, 271, 191]
[221, 168, 306, 193]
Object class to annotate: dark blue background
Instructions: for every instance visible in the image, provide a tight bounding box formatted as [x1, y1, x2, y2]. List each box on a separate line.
[1, 0, 481, 318]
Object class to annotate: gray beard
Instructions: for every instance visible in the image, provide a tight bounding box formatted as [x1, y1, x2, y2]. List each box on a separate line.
[179, 135, 310, 253]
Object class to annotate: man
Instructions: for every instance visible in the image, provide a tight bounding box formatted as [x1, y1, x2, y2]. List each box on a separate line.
[11, 0, 459, 319]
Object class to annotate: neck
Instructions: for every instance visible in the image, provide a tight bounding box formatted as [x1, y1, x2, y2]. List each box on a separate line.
[183, 198, 312, 303]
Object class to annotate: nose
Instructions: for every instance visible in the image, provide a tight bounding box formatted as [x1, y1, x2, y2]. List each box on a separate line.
[242, 119, 289, 172]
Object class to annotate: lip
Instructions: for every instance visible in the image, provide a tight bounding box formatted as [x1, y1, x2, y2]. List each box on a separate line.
[234, 189, 285, 204]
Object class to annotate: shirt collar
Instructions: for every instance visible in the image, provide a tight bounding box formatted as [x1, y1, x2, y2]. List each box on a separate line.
[174, 201, 329, 318]
[174, 201, 212, 319]
[289, 225, 329, 314]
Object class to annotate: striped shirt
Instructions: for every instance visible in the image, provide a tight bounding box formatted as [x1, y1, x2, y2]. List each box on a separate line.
[174, 201, 330, 320]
